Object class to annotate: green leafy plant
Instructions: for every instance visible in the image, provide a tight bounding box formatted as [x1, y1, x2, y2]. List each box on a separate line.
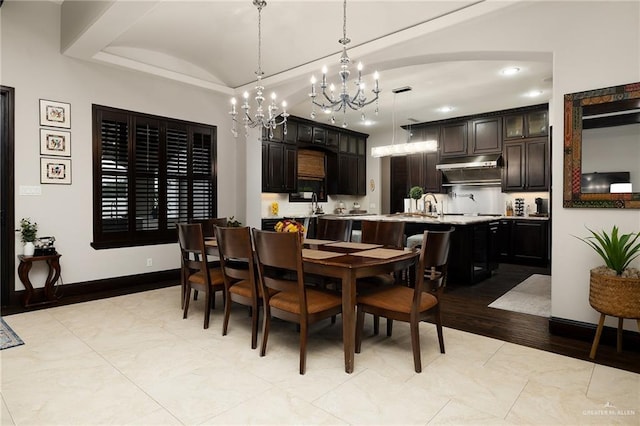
[17, 218, 38, 243]
[575, 225, 640, 275]
[409, 186, 424, 200]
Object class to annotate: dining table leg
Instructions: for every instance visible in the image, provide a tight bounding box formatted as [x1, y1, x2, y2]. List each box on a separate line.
[341, 270, 357, 373]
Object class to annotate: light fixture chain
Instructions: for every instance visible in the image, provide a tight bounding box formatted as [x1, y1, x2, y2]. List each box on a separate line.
[257, 1, 263, 76]
[342, 0, 347, 43]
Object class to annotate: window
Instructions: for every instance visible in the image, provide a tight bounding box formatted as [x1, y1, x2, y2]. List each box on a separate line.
[92, 105, 216, 249]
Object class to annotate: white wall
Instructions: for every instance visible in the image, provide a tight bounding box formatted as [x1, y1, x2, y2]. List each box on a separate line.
[4, 1, 640, 332]
[364, 1, 640, 330]
[2, 1, 238, 288]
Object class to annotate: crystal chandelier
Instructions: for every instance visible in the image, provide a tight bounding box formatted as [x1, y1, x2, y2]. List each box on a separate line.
[230, 0, 288, 138]
[309, 0, 380, 128]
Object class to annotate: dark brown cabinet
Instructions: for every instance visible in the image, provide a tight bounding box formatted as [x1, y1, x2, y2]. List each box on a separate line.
[390, 156, 408, 214]
[262, 141, 297, 193]
[469, 116, 502, 154]
[440, 121, 468, 157]
[261, 116, 367, 196]
[503, 137, 548, 192]
[504, 109, 548, 140]
[498, 219, 549, 266]
[335, 135, 366, 196]
[440, 116, 502, 157]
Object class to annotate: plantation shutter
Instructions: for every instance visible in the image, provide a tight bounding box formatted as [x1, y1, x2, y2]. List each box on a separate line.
[99, 110, 129, 235]
[92, 105, 217, 249]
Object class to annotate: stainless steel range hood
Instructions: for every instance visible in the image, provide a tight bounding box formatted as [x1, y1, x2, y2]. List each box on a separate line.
[436, 154, 503, 186]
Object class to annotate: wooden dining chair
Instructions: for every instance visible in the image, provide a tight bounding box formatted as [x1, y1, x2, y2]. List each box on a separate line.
[190, 217, 228, 239]
[252, 229, 343, 374]
[177, 223, 225, 329]
[215, 225, 262, 349]
[357, 220, 407, 333]
[355, 228, 453, 373]
[316, 217, 352, 241]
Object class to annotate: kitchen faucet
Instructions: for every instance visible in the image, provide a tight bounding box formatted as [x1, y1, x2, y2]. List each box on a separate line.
[311, 192, 320, 214]
[422, 193, 441, 217]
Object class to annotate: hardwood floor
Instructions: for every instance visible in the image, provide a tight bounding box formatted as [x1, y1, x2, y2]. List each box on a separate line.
[440, 263, 640, 374]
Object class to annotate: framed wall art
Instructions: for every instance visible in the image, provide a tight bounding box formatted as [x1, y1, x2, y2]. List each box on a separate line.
[41, 157, 71, 185]
[39, 99, 71, 129]
[40, 129, 71, 157]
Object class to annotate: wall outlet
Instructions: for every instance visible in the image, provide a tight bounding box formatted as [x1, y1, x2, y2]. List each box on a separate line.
[146, 258, 153, 267]
[369, 203, 376, 209]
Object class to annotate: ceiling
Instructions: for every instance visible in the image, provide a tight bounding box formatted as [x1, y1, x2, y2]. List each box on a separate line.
[61, 0, 553, 134]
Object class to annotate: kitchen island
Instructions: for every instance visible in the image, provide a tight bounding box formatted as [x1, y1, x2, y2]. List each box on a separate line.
[320, 213, 502, 285]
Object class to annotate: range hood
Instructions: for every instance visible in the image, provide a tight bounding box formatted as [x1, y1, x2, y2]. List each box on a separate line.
[436, 154, 503, 186]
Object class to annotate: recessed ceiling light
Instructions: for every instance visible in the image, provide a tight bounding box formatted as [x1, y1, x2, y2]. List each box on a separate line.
[526, 89, 543, 97]
[501, 67, 520, 76]
[438, 106, 454, 113]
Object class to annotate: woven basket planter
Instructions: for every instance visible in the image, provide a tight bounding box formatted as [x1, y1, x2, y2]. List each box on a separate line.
[589, 269, 640, 319]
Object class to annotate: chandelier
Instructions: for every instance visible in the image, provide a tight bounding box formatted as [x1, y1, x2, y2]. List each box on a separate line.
[230, 0, 288, 138]
[309, 0, 380, 128]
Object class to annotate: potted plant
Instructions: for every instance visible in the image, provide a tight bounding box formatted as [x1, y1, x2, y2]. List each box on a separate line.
[409, 186, 423, 213]
[576, 225, 640, 321]
[17, 218, 38, 256]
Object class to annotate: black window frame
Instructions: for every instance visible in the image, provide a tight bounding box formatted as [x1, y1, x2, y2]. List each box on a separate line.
[92, 105, 217, 249]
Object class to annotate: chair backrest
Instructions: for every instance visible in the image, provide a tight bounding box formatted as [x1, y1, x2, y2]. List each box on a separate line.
[360, 220, 405, 248]
[415, 228, 454, 294]
[252, 229, 308, 312]
[316, 218, 352, 241]
[177, 223, 210, 281]
[215, 226, 256, 292]
[190, 217, 228, 238]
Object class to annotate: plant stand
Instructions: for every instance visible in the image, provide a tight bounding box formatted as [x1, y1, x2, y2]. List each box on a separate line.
[588, 270, 640, 359]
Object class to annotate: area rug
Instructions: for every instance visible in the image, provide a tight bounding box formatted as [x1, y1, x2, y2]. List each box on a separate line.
[488, 274, 551, 317]
[1, 318, 24, 350]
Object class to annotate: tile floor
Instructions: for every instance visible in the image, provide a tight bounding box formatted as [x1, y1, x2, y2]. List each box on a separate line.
[1, 286, 638, 425]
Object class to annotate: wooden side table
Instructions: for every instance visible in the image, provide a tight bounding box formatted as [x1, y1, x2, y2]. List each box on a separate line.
[17, 253, 62, 307]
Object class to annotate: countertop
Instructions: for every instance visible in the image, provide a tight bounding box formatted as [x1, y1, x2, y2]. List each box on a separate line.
[262, 213, 549, 224]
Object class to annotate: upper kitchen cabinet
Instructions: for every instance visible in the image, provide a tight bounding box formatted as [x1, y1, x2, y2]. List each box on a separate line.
[297, 122, 313, 143]
[504, 106, 548, 140]
[262, 141, 297, 193]
[468, 116, 502, 154]
[336, 136, 367, 196]
[440, 116, 502, 157]
[405, 124, 441, 193]
[440, 121, 468, 157]
[503, 137, 549, 192]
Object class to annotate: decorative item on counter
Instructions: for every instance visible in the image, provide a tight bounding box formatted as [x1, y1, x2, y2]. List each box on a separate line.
[16, 218, 38, 256]
[514, 198, 525, 216]
[335, 201, 346, 214]
[505, 201, 514, 216]
[270, 202, 279, 216]
[409, 186, 424, 212]
[226, 216, 242, 227]
[353, 202, 360, 210]
[274, 219, 305, 236]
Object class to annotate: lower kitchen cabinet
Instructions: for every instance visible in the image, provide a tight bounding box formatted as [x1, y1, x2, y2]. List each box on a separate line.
[499, 219, 549, 266]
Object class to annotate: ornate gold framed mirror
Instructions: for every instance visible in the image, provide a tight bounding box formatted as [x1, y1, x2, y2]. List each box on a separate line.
[564, 82, 640, 208]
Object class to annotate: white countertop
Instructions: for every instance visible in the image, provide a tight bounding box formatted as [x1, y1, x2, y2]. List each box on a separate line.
[263, 213, 549, 224]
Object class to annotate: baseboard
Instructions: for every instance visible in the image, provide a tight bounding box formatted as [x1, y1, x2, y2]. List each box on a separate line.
[549, 316, 640, 351]
[1, 269, 180, 315]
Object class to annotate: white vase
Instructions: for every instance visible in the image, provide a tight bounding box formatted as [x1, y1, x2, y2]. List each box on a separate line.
[23, 241, 35, 256]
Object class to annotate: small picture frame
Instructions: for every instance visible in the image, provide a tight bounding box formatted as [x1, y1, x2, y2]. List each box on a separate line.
[39, 99, 71, 129]
[40, 129, 71, 157]
[41, 157, 71, 185]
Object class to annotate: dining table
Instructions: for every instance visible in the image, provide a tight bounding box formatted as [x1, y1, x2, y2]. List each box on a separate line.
[301, 239, 419, 373]
[205, 236, 419, 373]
